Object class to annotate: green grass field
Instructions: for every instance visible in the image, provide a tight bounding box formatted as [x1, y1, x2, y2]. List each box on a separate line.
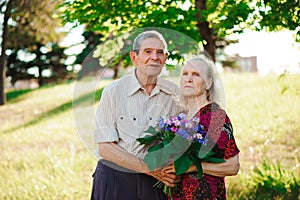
[1, 73, 299, 199]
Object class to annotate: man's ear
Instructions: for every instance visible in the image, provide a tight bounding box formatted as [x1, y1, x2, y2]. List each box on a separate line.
[130, 51, 137, 66]
[164, 52, 168, 62]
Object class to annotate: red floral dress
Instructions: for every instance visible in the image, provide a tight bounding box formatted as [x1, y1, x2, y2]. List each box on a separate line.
[170, 102, 240, 200]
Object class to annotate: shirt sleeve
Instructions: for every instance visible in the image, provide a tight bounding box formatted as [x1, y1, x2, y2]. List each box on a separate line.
[222, 115, 240, 158]
[94, 85, 119, 144]
[217, 111, 239, 159]
[208, 109, 240, 159]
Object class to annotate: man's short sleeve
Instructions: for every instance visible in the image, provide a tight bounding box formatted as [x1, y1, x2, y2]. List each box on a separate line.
[94, 86, 119, 143]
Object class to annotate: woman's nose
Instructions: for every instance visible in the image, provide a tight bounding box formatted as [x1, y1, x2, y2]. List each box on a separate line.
[186, 74, 193, 82]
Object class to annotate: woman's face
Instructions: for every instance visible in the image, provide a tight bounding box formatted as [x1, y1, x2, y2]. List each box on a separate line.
[180, 61, 208, 98]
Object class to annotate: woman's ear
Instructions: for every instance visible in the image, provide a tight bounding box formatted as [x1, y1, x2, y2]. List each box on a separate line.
[205, 78, 213, 90]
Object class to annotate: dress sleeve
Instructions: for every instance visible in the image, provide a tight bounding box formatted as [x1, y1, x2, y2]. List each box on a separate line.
[208, 109, 240, 159]
[94, 86, 119, 144]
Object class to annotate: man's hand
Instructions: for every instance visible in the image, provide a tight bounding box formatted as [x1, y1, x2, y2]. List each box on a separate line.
[146, 168, 180, 187]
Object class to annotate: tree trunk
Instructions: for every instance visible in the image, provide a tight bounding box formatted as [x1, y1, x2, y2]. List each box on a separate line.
[195, 0, 216, 62]
[38, 65, 44, 86]
[0, 0, 13, 105]
[113, 66, 118, 80]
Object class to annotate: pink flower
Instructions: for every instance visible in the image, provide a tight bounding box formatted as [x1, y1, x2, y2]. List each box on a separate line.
[171, 126, 178, 132]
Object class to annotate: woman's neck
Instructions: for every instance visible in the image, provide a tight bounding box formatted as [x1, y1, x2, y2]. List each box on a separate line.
[186, 94, 210, 119]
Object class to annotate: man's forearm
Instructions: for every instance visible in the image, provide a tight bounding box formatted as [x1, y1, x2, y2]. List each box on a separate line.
[98, 142, 180, 186]
[98, 142, 149, 173]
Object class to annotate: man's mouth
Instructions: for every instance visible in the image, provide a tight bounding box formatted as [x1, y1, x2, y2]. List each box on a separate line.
[147, 64, 162, 67]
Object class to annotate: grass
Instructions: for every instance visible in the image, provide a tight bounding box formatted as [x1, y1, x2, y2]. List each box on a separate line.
[0, 72, 299, 199]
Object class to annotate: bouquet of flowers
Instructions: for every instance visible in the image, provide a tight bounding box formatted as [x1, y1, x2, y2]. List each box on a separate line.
[137, 113, 225, 196]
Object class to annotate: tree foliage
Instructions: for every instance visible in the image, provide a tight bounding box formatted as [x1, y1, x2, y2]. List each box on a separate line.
[7, 42, 72, 86]
[7, 0, 64, 49]
[0, 0, 65, 105]
[60, 0, 300, 63]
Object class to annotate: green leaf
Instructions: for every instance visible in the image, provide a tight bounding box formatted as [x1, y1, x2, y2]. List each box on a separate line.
[196, 146, 225, 163]
[148, 143, 164, 152]
[174, 154, 193, 175]
[197, 149, 211, 159]
[136, 134, 158, 145]
[145, 126, 158, 135]
[190, 155, 203, 178]
[202, 157, 225, 163]
[144, 148, 171, 171]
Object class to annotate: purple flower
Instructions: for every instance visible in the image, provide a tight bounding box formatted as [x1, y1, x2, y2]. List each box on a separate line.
[198, 138, 208, 145]
[177, 113, 186, 120]
[158, 117, 165, 129]
[176, 129, 189, 139]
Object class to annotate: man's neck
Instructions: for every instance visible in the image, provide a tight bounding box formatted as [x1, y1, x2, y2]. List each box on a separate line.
[135, 69, 157, 95]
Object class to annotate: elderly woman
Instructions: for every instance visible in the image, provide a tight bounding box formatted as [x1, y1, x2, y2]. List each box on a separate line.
[165, 57, 240, 200]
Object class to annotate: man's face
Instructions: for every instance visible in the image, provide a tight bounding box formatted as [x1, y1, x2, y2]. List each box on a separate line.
[130, 37, 168, 79]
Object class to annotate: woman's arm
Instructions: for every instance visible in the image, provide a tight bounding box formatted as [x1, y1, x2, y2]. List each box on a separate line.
[163, 154, 240, 177]
[187, 154, 240, 177]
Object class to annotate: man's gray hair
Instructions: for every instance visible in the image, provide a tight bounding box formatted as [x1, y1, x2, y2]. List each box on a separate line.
[133, 30, 168, 52]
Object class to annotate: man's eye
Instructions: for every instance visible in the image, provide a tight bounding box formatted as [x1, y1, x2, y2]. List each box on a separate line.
[145, 50, 152, 54]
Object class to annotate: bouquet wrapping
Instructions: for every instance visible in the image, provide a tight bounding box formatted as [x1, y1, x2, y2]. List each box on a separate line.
[137, 113, 225, 196]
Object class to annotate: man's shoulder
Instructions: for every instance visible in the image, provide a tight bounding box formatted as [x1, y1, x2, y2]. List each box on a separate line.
[103, 73, 132, 92]
[158, 78, 180, 95]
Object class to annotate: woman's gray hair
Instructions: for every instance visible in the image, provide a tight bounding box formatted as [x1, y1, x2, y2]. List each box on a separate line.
[180, 55, 225, 109]
[133, 30, 168, 52]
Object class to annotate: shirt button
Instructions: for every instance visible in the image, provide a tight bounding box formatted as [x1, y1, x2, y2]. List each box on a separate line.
[133, 117, 136, 121]
[149, 117, 152, 120]
[120, 117, 123, 120]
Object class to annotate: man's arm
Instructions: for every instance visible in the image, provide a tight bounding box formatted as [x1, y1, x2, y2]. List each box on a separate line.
[98, 142, 147, 173]
[98, 142, 180, 187]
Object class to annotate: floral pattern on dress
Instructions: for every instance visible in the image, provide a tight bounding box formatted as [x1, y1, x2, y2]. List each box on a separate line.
[170, 102, 239, 200]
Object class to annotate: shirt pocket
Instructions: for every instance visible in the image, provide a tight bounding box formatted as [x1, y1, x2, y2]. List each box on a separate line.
[116, 114, 148, 138]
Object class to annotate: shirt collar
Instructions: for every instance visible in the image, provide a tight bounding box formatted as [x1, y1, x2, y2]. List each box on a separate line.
[127, 69, 174, 97]
[127, 69, 142, 96]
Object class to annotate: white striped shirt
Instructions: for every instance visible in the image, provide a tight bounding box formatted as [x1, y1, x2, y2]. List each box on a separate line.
[94, 69, 183, 159]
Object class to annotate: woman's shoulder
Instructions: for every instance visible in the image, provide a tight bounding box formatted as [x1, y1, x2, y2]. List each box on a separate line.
[200, 102, 230, 119]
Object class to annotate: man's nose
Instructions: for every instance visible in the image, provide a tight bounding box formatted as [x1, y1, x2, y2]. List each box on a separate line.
[150, 51, 159, 60]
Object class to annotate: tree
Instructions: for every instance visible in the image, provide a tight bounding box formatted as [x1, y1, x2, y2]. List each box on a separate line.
[0, 0, 64, 105]
[61, 0, 300, 63]
[6, 42, 71, 86]
[70, 31, 105, 79]
[0, 0, 12, 105]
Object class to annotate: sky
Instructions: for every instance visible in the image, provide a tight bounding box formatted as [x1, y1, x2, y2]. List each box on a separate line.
[225, 29, 300, 75]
